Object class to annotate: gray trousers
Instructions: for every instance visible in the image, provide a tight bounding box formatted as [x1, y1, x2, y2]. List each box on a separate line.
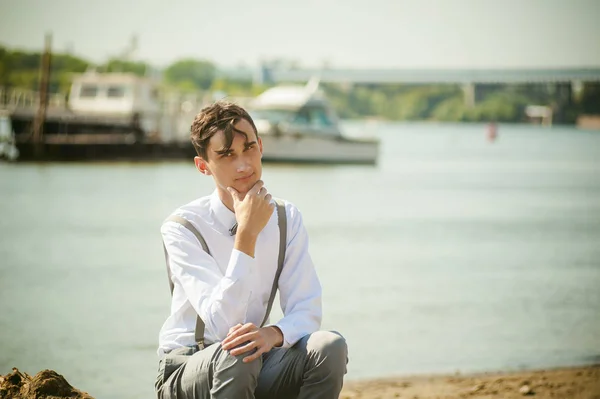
[155, 331, 348, 399]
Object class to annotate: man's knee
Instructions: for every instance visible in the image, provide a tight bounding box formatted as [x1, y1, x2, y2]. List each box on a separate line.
[213, 348, 262, 386]
[307, 331, 348, 372]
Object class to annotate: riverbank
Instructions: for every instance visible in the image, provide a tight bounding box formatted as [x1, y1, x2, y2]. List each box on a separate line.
[340, 365, 600, 399]
[2, 364, 598, 398]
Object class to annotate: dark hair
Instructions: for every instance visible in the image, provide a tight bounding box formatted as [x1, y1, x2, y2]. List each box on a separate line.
[190, 101, 258, 159]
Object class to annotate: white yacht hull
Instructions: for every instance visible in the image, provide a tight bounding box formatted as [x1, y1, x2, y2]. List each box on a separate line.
[260, 135, 379, 165]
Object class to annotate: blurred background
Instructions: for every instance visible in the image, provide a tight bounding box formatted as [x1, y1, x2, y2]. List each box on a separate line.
[1, 0, 599, 398]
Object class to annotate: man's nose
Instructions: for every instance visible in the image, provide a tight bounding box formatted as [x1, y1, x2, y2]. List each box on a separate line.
[235, 158, 250, 173]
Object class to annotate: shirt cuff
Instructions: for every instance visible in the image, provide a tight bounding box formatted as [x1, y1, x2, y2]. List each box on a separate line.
[224, 249, 256, 282]
[270, 322, 294, 348]
[262, 323, 285, 347]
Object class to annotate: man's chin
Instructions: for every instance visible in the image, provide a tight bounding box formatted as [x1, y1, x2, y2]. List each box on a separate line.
[233, 186, 251, 199]
[234, 189, 248, 199]
[238, 179, 259, 194]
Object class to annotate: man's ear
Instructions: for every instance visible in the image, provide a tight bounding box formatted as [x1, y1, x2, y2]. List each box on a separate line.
[194, 156, 212, 175]
[258, 137, 263, 157]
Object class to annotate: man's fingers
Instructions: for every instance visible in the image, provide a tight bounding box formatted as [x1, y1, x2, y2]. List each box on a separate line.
[222, 330, 241, 348]
[222, 323, 257, 348]
[229, 340, 258, 356]
[227, 186, 240, 202]
[243, 347, 266, 363]
[256, 186, 268, 199]
[248, 180, 264, 196]
[229, 322, 255, 338]
[222, 326, 275, 362]
[227, 323, 243, 336]
[222, 331, 256, 350]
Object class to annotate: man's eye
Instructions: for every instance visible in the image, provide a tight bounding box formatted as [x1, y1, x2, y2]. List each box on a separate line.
[244, 144, 255, 151]
[222, 153, 233, 158]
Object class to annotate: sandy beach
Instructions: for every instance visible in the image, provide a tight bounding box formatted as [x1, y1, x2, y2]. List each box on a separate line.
[2, 364, 598, 398]
[340, 365, 600, 399]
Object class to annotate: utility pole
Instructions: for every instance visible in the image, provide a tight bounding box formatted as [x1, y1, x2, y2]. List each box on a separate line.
[33, 33, 52, 158]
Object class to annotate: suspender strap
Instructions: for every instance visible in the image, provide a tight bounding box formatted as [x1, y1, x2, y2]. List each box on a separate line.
[163, 215, 211, 347]
[261, 198, 287, 327]
[162, 199, 287, 349]
[163, 215, 211, 294]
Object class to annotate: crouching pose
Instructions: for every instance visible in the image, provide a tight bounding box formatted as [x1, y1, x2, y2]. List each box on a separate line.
[156, 102, 348, 398]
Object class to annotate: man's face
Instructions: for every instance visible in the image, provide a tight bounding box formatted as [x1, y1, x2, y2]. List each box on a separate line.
[195, 118, 263, 197]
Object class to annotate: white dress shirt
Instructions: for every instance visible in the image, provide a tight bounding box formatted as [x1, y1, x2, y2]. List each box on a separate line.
[158, 190, 322, 357]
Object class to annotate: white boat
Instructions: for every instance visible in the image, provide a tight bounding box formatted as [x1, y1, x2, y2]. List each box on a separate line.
[7, 72, 379, 163]
[249, 81, 379, 165]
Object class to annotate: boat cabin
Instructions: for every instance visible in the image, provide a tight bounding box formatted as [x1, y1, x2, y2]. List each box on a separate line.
[69, 72, 160, 116]
[250, 85, 342, 138]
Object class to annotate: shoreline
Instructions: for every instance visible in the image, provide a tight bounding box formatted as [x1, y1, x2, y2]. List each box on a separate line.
[2, 364, 598, 398]
[340, 364, 600, 399]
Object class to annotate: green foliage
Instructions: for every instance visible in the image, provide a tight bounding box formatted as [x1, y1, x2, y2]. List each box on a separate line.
[211, 78, 266, 96]
[324, 84, 465, 121]
[164, 59, 216, 91]
[466, 96, 516, 122]
[0, 44, 90, 92]
[99, 59, 148, 76]
[431, 97, 465, 121]
[321, 82, 580, 123]
[1, 43, 597, 123]
[52, 53, 89, 74]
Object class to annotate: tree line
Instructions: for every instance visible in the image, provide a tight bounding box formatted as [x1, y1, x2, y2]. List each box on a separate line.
[1, 44, 598, 123]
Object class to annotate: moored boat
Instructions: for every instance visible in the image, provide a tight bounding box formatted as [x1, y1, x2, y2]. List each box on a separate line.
[250, 81, 379, 164]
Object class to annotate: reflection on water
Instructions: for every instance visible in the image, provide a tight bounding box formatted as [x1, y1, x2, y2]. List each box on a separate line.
[1, 122, 599, 399]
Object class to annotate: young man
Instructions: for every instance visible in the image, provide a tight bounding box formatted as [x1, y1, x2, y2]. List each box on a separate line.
[156, 102, 348, 399]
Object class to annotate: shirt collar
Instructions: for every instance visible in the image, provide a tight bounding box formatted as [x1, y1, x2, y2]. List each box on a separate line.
[209, 190, 237, 234]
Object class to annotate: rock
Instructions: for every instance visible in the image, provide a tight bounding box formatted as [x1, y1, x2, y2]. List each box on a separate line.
[0, 367, 94, 399]
[519, 384, 534, 395]
[471, 383, 485, 393]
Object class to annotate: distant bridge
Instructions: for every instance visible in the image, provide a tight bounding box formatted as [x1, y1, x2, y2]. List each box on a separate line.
[222, 67, 600, 85]
[219, 66, 600, 121]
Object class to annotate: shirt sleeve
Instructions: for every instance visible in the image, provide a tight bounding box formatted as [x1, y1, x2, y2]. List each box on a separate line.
[271, 204, 323, 348]
[161, 220, 258, 341]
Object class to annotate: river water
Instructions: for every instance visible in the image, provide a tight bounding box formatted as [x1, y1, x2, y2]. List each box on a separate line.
[1, 122, 599, 398]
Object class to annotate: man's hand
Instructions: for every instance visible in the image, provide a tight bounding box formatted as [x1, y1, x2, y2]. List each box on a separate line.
[221, 323, 284, 363]
[227, 180, 274, 238]
[227, 180, 275, 257]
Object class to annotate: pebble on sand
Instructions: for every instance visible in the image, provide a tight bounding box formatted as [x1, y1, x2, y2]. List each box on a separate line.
[519, 384, 534, 395]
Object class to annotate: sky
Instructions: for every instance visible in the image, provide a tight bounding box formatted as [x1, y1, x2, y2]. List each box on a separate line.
[0, 0, 599, 69]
